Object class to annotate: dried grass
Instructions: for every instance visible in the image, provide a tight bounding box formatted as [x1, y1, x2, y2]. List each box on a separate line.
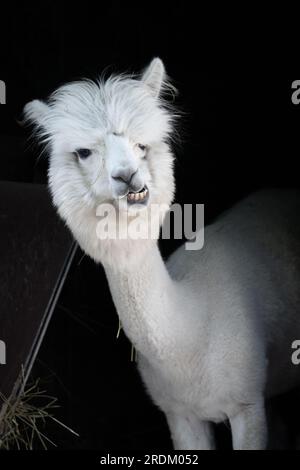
[0, 369, 79, 450]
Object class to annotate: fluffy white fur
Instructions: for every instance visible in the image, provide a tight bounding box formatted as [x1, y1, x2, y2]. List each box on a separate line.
[24, 59, 300, 450]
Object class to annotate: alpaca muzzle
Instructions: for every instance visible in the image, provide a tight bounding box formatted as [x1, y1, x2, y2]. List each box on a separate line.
[111, 166, 145, 200]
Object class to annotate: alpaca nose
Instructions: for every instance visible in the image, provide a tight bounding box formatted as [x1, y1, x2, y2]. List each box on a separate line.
[111, 167, 137, 186]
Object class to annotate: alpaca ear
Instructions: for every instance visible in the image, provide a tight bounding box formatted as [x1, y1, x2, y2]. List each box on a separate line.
[141, 58, 166, 97]
[23, 99, 51, 127]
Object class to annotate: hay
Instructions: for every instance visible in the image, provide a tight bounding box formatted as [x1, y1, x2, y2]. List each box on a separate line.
[0, 370, 79, 450]
[116, 318, 137, 362]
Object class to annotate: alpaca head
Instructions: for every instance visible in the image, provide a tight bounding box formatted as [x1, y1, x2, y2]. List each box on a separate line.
[24, 59, 176, 263]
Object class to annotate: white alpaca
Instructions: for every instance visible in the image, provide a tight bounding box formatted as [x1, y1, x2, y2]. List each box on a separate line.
[24, 59, 300, 450]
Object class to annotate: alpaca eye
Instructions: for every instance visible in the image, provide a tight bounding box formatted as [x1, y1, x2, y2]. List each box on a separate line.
[75, 148, 92, 159]
[137, 144, 146, 152]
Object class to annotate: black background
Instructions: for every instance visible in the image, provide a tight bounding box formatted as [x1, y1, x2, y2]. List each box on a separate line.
[0, 3, 299, 450]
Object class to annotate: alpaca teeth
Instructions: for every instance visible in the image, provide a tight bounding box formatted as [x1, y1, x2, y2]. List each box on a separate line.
[127, 187, 148, 203]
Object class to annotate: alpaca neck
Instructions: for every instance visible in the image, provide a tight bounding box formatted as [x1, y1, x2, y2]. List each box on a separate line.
[104, 240, 183, 362]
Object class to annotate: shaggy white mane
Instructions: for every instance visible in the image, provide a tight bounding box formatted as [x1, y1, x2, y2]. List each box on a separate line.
[24, 68, 177, 151]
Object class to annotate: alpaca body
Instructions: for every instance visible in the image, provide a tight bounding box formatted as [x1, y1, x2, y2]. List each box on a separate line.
[105, 189, 300, 449]
[24, 59, 300, 449]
